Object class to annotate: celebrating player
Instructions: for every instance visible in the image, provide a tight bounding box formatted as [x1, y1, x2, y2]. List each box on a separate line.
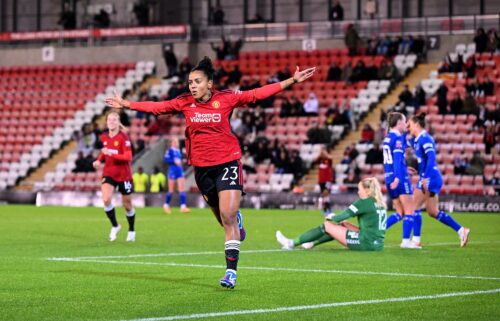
[92, 111, 136, 242]
[105, 56, 316, 288]
[407, 113, 470, 247]
[382, 112, 419, 249]
[276, 177, 387, 251]
[163, 137, 190, 214]
[316, 146, 334, 215]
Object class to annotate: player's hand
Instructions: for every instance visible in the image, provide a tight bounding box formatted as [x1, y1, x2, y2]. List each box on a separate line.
[408, 167, 417, 176]
[422, 178, 430, 190]
[390, 177, 399, 190]
[174, 159, 181, 166]
[293, 66, 316, 83]
[92, 160, 101, 169]
[104, 90, 130, 109]
[324, 213, 335, 221]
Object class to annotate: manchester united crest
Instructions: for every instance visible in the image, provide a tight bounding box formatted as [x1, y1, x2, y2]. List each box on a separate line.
[212, 100, 220, 109]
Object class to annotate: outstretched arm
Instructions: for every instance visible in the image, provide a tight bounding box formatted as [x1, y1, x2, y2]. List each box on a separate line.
[234, 66, 316, 106]
[105, 91, 180, 115]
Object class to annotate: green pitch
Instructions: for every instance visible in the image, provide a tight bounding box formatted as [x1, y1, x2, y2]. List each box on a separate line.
[1, 205, 499, 321]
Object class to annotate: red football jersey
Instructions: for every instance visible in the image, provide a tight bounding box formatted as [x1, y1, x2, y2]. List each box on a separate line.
[130, 83, 282, 167]
[318, 157, 333, 183]
[99, 131, 133, 182]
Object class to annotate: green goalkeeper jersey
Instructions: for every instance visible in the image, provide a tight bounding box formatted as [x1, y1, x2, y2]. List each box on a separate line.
[332, 197, 386, 247]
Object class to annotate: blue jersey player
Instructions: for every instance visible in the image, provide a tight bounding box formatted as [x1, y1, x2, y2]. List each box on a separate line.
[383, 112, 419, 249]
[407, 113, 470, 247]
[163, 137, 190, 214]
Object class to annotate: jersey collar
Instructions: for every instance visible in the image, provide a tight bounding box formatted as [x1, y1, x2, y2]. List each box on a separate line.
[415, 130, 427, 142]
[389, 129, 401, 136]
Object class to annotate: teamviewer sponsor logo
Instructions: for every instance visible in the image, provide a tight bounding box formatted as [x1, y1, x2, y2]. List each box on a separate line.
[190, 112, 221, 123]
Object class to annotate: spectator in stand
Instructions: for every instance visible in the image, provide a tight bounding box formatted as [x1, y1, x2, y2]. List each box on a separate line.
[366, 37, 379, 56]
[398, 84, 414, 106]
[377, 36, 391, 56]
[398, 36, 413, 55]
[414, 84, 426, 108]
[273, 148, 290, 174]
[350, 60, 367, 82]
[474, 104, 489, 129]
[74, 151, 89, 173]
[343, 170, 359, 192]
[288, 150, 304, 181]
[290, 96, 304, 116]
[463, 92, 478, 115]
[486, 29, 499, 53]
[453, 156, 468, 175]
[365, 144, 383, 164]
[241, 151, 256, 174]
[449, 93, 464, 115]
[377, 60, 400, 81]
[211, 41, 227, 61]
[466, 78, 483, 97]
[465, 150, 485, 176]
[388, 36, 401, 56]
[484, 124, 496, 154]
[436, 82, 449, 115]
[162, 44, 178, 79]
[277, 66, 292, 82]
[226, 65, 242, 86]
[360, 124, 375, 143]
[364, 0, 377, 19]
[342, 61, 353, 82]
[94, 9, 110, 28]
[280, 97, 292, 118]
[133, 1, 150, 26]
[225, 37, 244, 60]
[58, 2, 76, 30]
[481, 75, 495, 96]
[150, 166, 166, 193]
[133, 167, 149, 193]
[330, 1, 344, 21]
[373, 124, 386, 146]
[411, 35, 426, 57]
[212, 5, 225, 25]
[178, 57, 193, 82]
[252, 140, 271, 164]
[132, 138, 145, 155]
[474, 28, 488, 53]
[307, 122, 332, 145]
[253, 106, 267, 132]
[464, 55, 476, 78]
[344, 24, 361, 56]
[303, 92, 319, 116]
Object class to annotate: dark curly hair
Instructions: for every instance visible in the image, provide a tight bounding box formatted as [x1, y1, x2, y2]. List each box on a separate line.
[190, 56, 215, 81]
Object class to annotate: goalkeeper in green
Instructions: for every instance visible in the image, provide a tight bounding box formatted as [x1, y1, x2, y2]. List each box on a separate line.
[276, 177, 387, 251]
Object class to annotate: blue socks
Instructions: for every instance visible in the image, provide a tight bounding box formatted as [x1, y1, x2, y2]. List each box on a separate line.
[165, 192, 172, 205]
[436, 211, 461, 232]
[386, 212, 402, 229]
[179, 192, 186, 206]
[413, 209, 422, 238]
[402, 215, 414, 240]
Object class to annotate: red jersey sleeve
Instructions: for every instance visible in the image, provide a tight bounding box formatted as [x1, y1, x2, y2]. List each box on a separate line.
[229, 82, 282, 107]
[129, 98, 182, 115]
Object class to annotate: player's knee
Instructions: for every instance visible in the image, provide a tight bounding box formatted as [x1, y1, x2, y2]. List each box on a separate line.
[220, 210, 237, 226]
[102, 197, 112, 206]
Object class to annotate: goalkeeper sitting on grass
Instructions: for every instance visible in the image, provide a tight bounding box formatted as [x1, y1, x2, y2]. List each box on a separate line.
[276, 177, 387, 251]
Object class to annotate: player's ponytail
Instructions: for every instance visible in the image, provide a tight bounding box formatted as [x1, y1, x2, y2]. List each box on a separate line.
[388, 112, 404, 129]
[362, 177, 386, 209]
[191, 56, 215, 81]
[411, 112, 426, 128]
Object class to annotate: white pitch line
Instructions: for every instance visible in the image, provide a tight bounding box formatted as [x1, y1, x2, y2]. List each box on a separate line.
[120, 288, 500, 321]
[46, 258, 500, 281]
[47, 240, 500, 261]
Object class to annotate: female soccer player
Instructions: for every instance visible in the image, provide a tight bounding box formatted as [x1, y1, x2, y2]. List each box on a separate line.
[382, 112, 418, 249]
[105, 56, 315, 288]
[407, 113, 470, 247]
[92, 111, 136, 242]
[163, 137, 190, 214]
[276, 177, 387, 251]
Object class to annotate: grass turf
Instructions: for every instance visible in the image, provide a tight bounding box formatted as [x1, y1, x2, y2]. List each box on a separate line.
[0, 205, 499, 321]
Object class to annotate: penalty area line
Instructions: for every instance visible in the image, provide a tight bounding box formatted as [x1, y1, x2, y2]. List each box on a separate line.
[120, 288, 500, 321]
[46, 258, 500, 281]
